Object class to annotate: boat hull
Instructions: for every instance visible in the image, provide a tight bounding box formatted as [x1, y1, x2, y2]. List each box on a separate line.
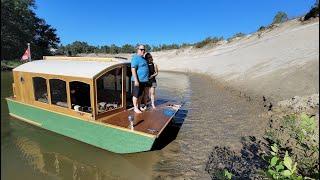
[6, 98, 155, 154]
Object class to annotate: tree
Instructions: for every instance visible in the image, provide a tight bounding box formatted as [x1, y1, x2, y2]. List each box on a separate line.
[1, 0, 60, 60]
[109, 44, 120, 54]
[121, 44, 135, 53]
[304, 0, 319, 21]
[272, 11, 288, 24]
[32, 18, 60, 58]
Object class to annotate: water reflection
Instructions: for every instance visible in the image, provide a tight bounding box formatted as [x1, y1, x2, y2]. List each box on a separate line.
[8, 121, 157, 180]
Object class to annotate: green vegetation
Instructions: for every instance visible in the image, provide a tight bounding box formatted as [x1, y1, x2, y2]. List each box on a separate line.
[266, 144, 302, 179]
[272, 11, 289, 24]
[304, 0, 319, 21]
[213, 169, 233, 180]
[194, 36, 224, 48]
[227, 32, 246, 42]
[1, 60, 23, 70]
[152, 44, 182, 51]
[223, 169, 233, 180]
[265, 113, 319, 179]
[55, 42, 189, 56]
[258, 26, 266, 32]
[1, 0, 60, 60]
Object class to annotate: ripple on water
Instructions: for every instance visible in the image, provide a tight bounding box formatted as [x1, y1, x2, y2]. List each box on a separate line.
[153, 73, 267, 179]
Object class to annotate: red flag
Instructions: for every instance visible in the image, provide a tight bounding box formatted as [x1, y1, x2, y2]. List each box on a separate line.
[21, 48, 30, 61]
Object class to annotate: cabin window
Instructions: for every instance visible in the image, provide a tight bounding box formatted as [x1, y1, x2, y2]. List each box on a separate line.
[96, 67, 123, 114]
[49, 79, 68, 108]
[69, 81, 92, 113]
[33, 77, 48, 103]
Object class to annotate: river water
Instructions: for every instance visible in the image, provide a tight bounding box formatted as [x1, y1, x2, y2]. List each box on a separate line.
[1, 71, 267, 179]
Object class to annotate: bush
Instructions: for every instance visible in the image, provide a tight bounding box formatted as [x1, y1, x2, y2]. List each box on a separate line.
[304, 1, 319, 21]
[258, 26, 266, 32]
[194, 36, 223, 48]
[227, 32, 245, 42]
[272, 11, 288, 24]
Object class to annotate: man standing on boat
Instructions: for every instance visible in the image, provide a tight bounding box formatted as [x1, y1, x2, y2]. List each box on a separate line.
[131, 44, 149, 113]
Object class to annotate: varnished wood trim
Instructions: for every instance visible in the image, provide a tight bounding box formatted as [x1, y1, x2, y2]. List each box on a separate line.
[93, 63, 130, 80]
[91, 80, 97, 119]
[94, 65, 125, 116]
[122, 66, 127, 109]
[9, 113, 42, 127]
[95, 107, 125, 119]
[22, 72, 93, 84]
[46, 78, 52, 104]
[32, 99, 92, 120]
[66, 82, 71, 109]
[12, 83, 16, 98]
[156, 112, 177, 138]
[6, 98, 156, 138]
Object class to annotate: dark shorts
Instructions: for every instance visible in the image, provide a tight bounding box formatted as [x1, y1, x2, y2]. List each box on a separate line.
[146, 81, 157, 88]
[132, 81, 148, 98]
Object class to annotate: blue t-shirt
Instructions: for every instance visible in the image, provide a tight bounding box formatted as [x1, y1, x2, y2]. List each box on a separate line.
[131, 54, 149, 82]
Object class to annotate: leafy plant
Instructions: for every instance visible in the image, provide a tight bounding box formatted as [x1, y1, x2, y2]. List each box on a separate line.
[214, 169, 233, 180]
[265, 112, 319, 178]
[224, 169, 233, 180]
[267, 144, 303, 179]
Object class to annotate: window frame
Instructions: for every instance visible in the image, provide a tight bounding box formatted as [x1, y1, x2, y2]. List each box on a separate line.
[69, 80, 93, 114]
[29, 73, 94, 120]
[94, 65, 126, 117]
[32, 76, 51, 104]
[49, 78, 69, 108]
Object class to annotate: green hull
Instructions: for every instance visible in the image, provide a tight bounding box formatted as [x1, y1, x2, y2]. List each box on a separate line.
[6, 99, 155, 154]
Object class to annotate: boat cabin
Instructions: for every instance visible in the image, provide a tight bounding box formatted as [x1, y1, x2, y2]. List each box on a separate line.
[11, 57, 133, 121]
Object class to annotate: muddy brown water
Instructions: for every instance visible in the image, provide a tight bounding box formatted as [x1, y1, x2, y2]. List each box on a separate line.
[1, 71, 267, 179]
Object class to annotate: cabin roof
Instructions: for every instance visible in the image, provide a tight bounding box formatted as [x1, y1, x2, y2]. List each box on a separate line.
[13, 59, 130, 78]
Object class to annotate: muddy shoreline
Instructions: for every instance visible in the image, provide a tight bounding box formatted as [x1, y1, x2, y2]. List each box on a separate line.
[155, 71, 318, 179]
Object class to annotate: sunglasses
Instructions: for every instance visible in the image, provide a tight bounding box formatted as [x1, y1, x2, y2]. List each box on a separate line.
[139, 49, 145, 51]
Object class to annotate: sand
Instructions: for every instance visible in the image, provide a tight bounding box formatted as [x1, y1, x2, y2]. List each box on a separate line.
[152, 18, 319, 103]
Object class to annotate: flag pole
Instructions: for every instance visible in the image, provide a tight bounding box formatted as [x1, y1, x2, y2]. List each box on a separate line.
[27, 43, 31, 62]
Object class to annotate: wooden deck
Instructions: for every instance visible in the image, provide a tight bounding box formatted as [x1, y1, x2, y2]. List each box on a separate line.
[98, 101, 181, 137]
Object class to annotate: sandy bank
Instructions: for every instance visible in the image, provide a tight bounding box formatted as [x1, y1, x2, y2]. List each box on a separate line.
[153, 18, 319, 103]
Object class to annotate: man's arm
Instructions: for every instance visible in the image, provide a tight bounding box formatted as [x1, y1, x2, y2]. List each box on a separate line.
[131, 67, 139, 86]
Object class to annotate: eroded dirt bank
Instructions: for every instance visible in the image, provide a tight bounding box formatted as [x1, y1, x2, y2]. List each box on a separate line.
[153, 19, 319, 104]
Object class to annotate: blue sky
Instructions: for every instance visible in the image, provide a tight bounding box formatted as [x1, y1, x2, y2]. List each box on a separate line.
[34, 0, 316, 46]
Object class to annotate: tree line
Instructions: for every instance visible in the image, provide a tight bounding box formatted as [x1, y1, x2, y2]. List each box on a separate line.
[55, 42, 191, 56]
[1, 0, 318, 60]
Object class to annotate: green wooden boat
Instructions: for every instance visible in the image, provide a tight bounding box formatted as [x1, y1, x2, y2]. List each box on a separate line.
[6, 56, 181, 154]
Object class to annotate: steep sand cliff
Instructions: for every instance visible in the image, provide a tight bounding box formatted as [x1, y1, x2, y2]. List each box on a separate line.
[152, 18, 319, 103]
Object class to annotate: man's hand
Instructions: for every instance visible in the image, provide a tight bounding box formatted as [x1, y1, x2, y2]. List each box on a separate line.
[134, 81, 139, 86]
